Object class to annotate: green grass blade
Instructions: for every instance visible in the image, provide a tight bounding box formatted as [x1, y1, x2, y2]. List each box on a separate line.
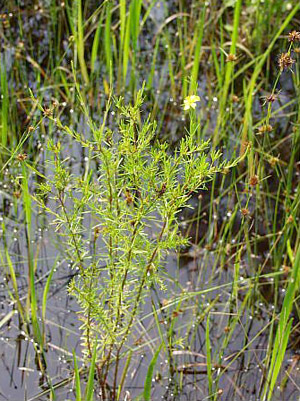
[190, 5, 206, 94]
[263, 241, 300, 400]
[144, 342, 163, 401]
[77, 0, 89, 84]
[206, 315, 213, 396]
[123, 11, 131, 83]
[267, 319, 293, 401]
[73, 350, 82, 401]
[22, 163, 42, 345]
[104, 2, 112, 75]
[120, 0, 126, 48]
[240, 3, 300, 154]
[0, 53, 8, 147]
[91, 13, 103, 74]
[130, 0, 142, 52]
[117, 350, 133, 400]
[213, 0, 242, 145]
[1, 225, 25, 321]
[42, 261, 57, 321]
[85, 341, 97, 401]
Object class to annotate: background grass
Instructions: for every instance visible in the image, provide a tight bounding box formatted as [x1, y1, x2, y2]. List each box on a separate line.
[0, 1, 300, 400]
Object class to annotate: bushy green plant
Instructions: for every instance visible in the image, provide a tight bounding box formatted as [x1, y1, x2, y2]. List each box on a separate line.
[35, 88, 236, 399]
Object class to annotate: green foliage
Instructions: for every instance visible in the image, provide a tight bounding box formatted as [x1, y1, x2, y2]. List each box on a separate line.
[86, 342, 97, 401]
[0, 53, 8, 148]
[144, 342, 163, 401]
[34, 88, 232, 393]
[1, 1, 300, 399]
[73, 350, 82, 401]
[262, 241, 300, 401]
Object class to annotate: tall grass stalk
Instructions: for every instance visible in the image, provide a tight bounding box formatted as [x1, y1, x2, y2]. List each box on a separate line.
[262, 241, 300, 401]
[213, 0, 242, 146]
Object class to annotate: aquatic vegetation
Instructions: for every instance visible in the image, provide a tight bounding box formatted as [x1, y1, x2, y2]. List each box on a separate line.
[33, 87, 235, 399]
[0, 1, 300, 401]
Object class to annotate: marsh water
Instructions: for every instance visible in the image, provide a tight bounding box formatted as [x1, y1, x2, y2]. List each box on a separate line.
[1, 227, 298, 401]
[1, 150, 299, 400]
[1, 1, 300, 400]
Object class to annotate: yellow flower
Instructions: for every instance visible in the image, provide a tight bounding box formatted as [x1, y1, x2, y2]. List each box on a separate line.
[183, 95, 200, 111]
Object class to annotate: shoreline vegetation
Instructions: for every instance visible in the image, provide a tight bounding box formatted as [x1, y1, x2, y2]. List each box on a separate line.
[0, 1, 300, 400]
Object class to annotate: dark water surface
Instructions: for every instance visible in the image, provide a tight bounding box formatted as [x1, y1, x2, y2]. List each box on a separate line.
[1, 1, 300, 400]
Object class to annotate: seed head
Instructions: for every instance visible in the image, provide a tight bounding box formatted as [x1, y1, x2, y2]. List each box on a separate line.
[13, 191, 22, 199]
[249, 175, 259, 187]
[266, 93, 276, 103]
[17, 153, 27, 162]
[244, 141, 252, 150]
[258, 124, 273, 134]
[288, 31, 300, 42]
[269, 156, 280, 167]
[94, 227, 101, 239]
[226, 53, 237, 62]
[261, 92, 279, 106]
[43, 107, 53, 117]
[278, 52, 295, 71]
[241, 208, 250, 216]
[283, 265, 290, 274]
